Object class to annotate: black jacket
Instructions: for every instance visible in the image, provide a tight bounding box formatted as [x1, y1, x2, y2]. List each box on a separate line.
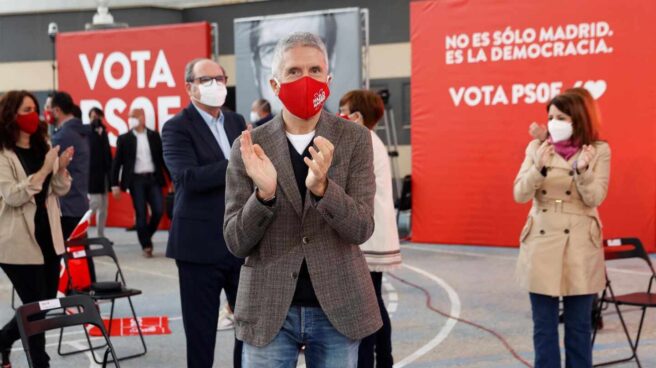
[88, 119, 112, 194]
[162, 103, 246, 265]
[111, 128, 168, 191]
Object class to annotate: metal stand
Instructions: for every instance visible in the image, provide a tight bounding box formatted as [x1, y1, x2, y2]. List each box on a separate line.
[48, 22, 58, 92]
[376, 89, 401, 204]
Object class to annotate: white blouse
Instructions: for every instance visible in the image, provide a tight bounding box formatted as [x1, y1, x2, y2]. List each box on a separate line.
[359, 131, 402, 272]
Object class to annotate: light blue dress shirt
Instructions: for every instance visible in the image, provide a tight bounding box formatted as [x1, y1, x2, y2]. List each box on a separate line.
[193, 104, 232, 159]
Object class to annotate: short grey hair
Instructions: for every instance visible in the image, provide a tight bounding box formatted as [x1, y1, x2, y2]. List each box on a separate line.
[184, 58, 226, 82]
[270, 32, 329, 80]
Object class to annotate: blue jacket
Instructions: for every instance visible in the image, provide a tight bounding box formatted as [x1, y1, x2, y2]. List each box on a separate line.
[162, 103, 246, 266]
[51, 118, 90, 217]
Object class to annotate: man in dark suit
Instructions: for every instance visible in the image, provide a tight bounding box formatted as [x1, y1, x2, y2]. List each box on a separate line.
[162, 58, 246, 368]
[88, 107, 112, 238]
[111, 108, 167, 257]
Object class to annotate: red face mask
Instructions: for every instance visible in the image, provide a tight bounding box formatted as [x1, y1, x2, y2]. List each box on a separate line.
[338, 113, 350, 120]
[44, 110, 56, 125]
[277, 76, 330, 120]
[16, 112, 40, 135]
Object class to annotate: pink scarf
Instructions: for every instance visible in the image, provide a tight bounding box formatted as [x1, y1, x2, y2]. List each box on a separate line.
[548, 137, 580, 161]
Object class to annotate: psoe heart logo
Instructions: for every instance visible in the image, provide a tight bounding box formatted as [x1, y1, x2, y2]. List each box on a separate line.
[573, 80, 607, 99]
[313, 89, 327, 109]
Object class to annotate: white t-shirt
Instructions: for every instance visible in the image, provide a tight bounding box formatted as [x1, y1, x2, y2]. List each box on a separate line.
[286, 131, 315, 155]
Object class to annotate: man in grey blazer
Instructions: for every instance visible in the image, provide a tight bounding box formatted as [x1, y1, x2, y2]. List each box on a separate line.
[224, 32, 382, 367]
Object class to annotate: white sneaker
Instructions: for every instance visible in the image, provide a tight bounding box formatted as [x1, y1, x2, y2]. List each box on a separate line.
[217, 305, 235, 331]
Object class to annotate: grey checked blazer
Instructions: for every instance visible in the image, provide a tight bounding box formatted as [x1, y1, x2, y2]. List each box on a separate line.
[224, 111, 382, 347]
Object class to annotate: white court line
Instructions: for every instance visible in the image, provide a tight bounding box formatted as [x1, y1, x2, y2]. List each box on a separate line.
[298, 263, 460, 368]
[393, 263, 461, 368]
[11, 335, 104, 354]
[7, 316, 184, 354]
[607, 267, 651, 276]
[101, 252, 462, 367]
[94, 259, 179, 280]
[382, 276, 398, 316]
[404, 244, 653, 276]
[12, 339, 101, 367]
[403, 244, 517, 260]
[68, 340, 96, 368]
[10, 328, 95, 352]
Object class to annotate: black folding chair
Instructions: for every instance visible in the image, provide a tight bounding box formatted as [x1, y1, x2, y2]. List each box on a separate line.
[395, 174, 412, 239]
[16, 295, 120, 367]
[592, 237, 656, 368]
[57, 237, 147, 364]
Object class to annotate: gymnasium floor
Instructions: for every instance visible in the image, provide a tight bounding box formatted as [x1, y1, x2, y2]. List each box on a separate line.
[0, 228, 653, 367]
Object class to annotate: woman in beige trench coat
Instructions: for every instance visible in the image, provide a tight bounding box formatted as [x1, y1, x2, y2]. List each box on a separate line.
[513, 89, 610, 368]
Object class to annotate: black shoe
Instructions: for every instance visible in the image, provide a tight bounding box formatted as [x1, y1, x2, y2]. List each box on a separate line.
[2, 348, 11, 368]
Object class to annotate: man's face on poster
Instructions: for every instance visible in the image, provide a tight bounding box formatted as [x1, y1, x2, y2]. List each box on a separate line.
[250, 16, 335, 110]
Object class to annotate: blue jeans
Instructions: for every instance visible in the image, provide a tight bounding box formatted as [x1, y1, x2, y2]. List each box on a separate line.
[243, 306, 360, 368]
[129, 174, 163, 249]
[530, 293, 596, 368]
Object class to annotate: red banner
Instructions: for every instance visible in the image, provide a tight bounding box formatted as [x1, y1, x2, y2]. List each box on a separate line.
[411, 0, 656, 250]
[57, 22, 212, 228]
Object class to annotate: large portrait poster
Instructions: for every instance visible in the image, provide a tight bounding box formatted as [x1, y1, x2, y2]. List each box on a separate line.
[57, 22, 212, 227]
[234, 8, 363, 119]
[411, 0, 656, 250]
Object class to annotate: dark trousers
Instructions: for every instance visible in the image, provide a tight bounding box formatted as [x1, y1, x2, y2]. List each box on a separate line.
[177, 260, 243, 368]
[530, 292, 596, 368]
[0, 257, 61, 367]
[358, 272, 393, 368]
[129, 175, 163, 249]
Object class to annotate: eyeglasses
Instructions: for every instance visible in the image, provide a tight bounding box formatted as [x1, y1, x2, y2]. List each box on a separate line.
[189, 75, 228, 86]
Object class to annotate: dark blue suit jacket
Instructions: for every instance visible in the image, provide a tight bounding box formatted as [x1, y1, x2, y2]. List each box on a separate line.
[162, 103, 246, 266]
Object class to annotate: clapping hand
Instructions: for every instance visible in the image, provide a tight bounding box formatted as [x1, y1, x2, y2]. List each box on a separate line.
[42, 146, 61, 174]
[529, 122, 548, 141]
[535, 141, 554, 171]
[58, 146, 74, 173]
[240, 127, 277, 199]
[576, 144, 596, 171]
[304, 136, 334, 197]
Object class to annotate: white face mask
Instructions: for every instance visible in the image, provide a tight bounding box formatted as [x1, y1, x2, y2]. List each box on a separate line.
[195, 81, 227, 107]
[128, 117, 140, 129]
[249, 111, 260, 123]
[547, 119, 573, 143]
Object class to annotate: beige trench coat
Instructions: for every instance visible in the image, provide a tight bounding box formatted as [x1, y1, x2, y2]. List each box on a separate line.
[513, 139, 610, 297]
[0, 149, 71, 265]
